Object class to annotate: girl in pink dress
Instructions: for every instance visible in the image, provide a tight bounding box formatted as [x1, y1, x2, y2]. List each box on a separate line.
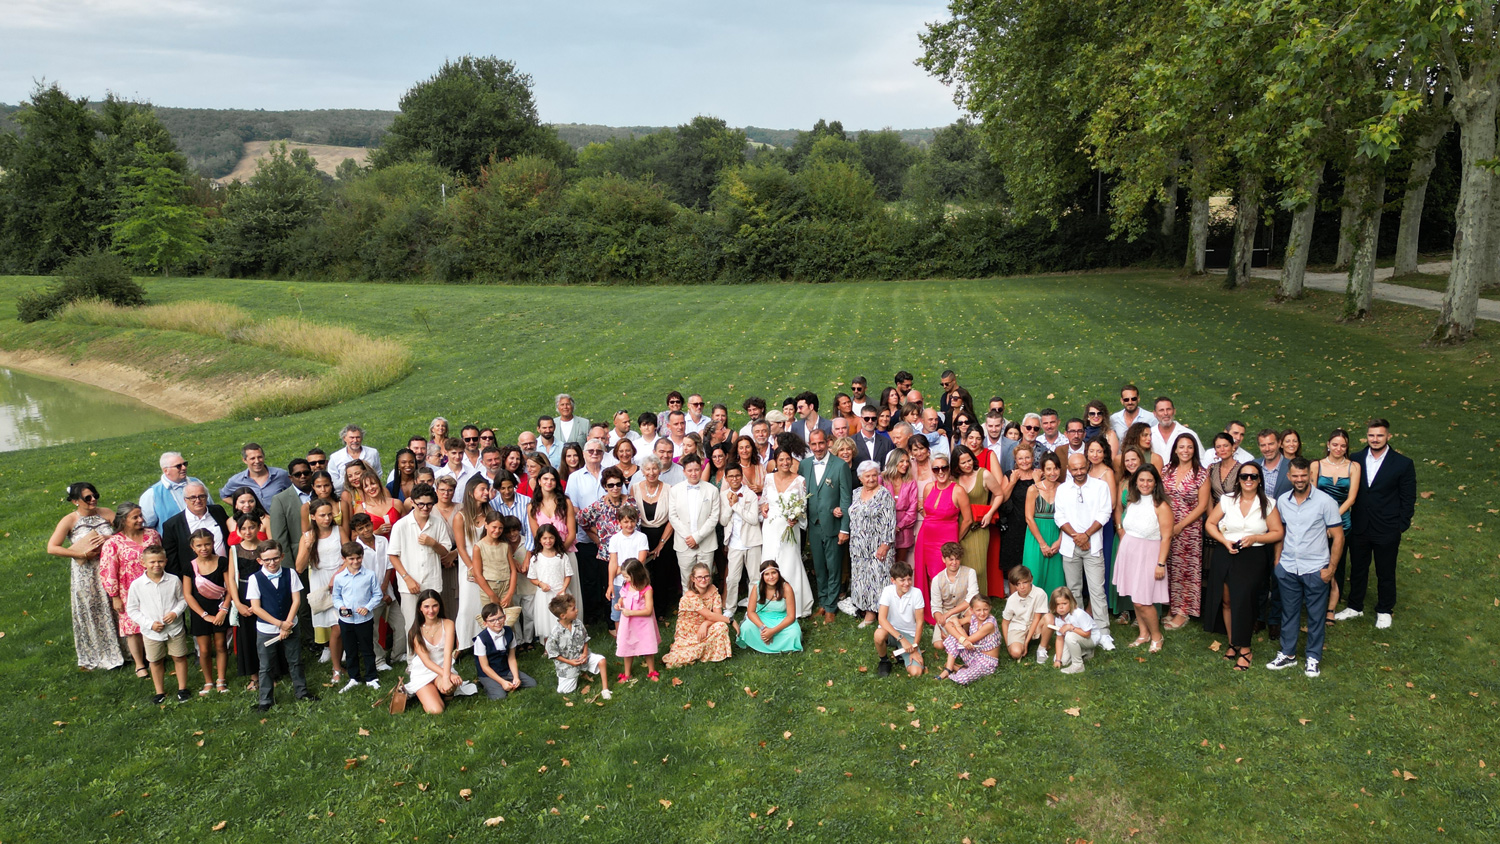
[614, 559, 660, 681]
[914, 455, 970, 625]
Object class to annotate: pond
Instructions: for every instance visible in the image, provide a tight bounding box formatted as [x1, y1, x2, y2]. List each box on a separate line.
[0, 366, 185, 453]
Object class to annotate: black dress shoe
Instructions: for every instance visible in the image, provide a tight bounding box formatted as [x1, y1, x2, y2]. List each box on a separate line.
[297, 693, 320, 702]
[252, 702, 273, 712]
[877, 658, 893, 678]
[1267, 624, 1280, 639]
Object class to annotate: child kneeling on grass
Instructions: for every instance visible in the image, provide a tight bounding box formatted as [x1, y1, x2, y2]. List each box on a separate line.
[126, 545, 193, 704]
[473, 602, 536, 700]
[1047, 586, 1096, 675]
[1001, 565, 1051, 662]
[874, 559, 925, 677]
[544, 593, 611, 700]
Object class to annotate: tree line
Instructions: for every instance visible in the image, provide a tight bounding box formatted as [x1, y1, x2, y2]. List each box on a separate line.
[919, 0, 1496, 343]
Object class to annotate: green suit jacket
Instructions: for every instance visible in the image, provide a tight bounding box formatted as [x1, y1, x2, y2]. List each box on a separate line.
[799, 455, 852, 536]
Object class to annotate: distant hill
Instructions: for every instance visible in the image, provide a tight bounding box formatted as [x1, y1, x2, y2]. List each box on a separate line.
[0, 102, 939, 178]
[216, 140, 372, 184]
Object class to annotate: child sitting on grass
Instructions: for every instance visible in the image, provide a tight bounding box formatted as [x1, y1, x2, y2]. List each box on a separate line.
[1047, 586, 1096, 675]
[874, 559, 925, 678]
[1001, 565, 1051, 662]
[126, 545, 192, 704]
[938, 595, 1000, 684]
[929, 541, 978, 650]
[473, 602, 536, 700]
[544, 593, 611, 699]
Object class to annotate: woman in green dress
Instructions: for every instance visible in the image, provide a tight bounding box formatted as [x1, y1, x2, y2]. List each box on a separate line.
[736, 561, 803, 654]
[1022, 452, 1067, 598]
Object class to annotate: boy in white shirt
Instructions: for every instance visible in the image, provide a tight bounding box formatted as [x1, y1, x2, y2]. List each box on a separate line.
[1046, 586, 1096, 674]
[126, 545, 192, 704]
[606, 505, 649, 632]
[1001, 565, 1052, 662]
[874, 559, 926, 677]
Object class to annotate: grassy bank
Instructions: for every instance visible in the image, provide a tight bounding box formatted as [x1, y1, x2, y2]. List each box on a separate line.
[0, 271, 1495, 843]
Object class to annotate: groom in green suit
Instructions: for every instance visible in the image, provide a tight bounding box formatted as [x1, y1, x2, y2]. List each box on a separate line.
[799, 429, 852, 624]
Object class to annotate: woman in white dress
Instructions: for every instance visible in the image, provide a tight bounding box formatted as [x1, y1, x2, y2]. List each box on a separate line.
[406, 588, 462, 715]
[297, 498, 344, 682]
[450, 475, 492, 651]
[759, 450, 813, 618]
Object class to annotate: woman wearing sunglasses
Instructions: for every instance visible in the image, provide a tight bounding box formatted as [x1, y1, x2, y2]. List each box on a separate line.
[1204, 465, 1285, 670]
[47, 482, 124, 672]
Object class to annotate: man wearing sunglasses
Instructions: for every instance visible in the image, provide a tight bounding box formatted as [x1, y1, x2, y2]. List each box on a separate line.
[684, 394, 709, 435]
[1109, 384, 1156, 442]
[140, 451, 205, 530]
[270, 458, 316, 555]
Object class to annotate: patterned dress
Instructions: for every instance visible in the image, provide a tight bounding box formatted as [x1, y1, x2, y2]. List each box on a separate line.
[1162, 465, 1210, 617]
[662, 589, 733, 667]
[944, 614, 1001, 685]
[67, 515, 124, 669]
[847, 486, 896, 613]
[99, 529, 162, 636]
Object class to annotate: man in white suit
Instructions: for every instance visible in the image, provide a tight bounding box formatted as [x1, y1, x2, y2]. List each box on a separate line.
[668, 453, 721, 591]
[718, 464, 762, 611]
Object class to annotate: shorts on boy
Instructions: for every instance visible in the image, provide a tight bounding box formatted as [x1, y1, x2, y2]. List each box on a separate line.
[1006, 620, 1038, 648]
[144, 629, 191, 662]
[555, 651, 606, 694]
[881, 633, 919, 667]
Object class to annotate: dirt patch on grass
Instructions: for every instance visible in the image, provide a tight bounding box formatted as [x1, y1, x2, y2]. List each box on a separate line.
[215, 140, 369, 184]
[1067, 787, 1170, 843]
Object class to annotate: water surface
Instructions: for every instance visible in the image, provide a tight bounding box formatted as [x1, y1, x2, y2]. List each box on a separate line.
[0, 366, 184, 452]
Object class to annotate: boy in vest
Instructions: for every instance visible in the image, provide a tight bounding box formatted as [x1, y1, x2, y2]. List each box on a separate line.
[245, 541, 316, 711]
[473, 603, 537, 700]
[126, 545, 192, 704]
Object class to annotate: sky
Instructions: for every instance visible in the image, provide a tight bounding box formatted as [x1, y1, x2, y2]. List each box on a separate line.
[1, 0, 964, 130]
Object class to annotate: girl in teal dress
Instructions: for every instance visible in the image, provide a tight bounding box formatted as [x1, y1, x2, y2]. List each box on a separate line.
[1022, 453, 1067, 598]
[1313, 429, 1360, 622]
[737, 561, 803, 654]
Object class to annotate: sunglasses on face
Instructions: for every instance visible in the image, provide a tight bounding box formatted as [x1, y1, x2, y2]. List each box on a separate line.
[1238, 473, 1261, 482]
[480, 435, 495, 441]
[1122, 396, 1138, 402]
[604, 482, 622, 489]
[1086, 410, 1103, 417]
[168, 462, 188, 470]
[933, 465, 949, 473]
[80, 495, 97, 503]
[464, 436, 479, 443]
[291, 470, 310, 478]
[308, 459, 326, 466]
[1023, 425, 1039, 431]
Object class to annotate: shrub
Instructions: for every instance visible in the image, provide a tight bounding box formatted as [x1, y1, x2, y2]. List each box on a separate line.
[14, 251, 145, 322]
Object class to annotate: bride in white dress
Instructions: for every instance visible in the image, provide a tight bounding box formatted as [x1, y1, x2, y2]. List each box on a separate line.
[759, 451, 813, 618]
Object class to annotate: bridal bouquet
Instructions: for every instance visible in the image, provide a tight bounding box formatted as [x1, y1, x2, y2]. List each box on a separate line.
[776, 488, 808, 543]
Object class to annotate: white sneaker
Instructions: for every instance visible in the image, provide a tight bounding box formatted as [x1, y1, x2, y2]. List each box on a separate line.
[600, 689, 613, 700]
[1375, 613, 1392, 629]
[375, 661, 392, 672]
[1097, 634, 1116, 652]
[339, 678, 361, 694]
[1036, 646, 1048, 665]
[1304, 658, 1321, 678]
[366, 679, 381, 690]
[1333, 607, 1363, 621]
[1060, 661, 1085, 674]
[319, 648, 332, 664]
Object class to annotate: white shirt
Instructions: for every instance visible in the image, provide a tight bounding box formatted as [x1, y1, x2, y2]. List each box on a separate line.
[565, 467, 605, 513]
[1109, 408, 1155, 442]
[1151, 423, 1202, 461]
[1052, 476, 1113, 557]
[679, 481, 704, 529]
[811, 456, 828, 486]
[1038, 432, 1068, 452]
[126, 572, 188, 641]
[185, 509, 227, 557]
[388, 512, 453, 593]
[556, 417, 581, 443]
[356, 535, 392, 600]
[1364, 447, 1388, 483]
[660, 464, 685, 486]
[738, 421, 759, 438]
[607, 530, 649, 565]
[329, 446, 382, 496]
[608, 429, 639, 448]
[850, 399, 869, 418]
[879, 584, 925, 640]
[684, 414, 709, 435]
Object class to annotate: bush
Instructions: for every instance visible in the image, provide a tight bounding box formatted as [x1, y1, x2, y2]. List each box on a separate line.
[15, 251, 145, 322]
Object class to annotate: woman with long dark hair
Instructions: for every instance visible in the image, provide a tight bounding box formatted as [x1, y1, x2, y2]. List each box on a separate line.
[46, 482, 122, 671]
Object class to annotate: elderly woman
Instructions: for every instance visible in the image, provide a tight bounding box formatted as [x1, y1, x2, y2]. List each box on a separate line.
[631, 455, 677, 616]
[663, 562, 734, 667]
[46, 482, 123, 671]
[848, 460, 896, 628]
[99, 500, 161, 678]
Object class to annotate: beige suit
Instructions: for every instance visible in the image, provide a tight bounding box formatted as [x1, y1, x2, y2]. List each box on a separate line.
[668, 481, 721, 589]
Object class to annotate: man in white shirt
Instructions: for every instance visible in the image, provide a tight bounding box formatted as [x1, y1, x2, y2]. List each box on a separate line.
[663, 410, 690, 458]
[668, 454, 720, 590]
[566, 440, 608, 514]
[849, 377, 869, 417]
[921, 408, 951, 458]
[607, 410, 637, 448]
[387, 484, 457, 651]
[750, 420, 773, 466]
[329, 424, 382, 495]
[985, 396, 1009, 432]
[1109, 384, 1155, 442]
[739, 397, 767, 437]
[653, 438, 685, 485]
[1052, 455, 1116, 649]
[534, 416, 564, 468]
[1150, 397, 1202, 461]
[1223, 420, 1257, 464]
[684, 394, 709, 435]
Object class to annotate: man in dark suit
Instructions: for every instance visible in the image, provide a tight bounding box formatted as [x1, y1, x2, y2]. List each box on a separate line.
[790, 391, 833, 445]
[799, 429, 851, 624]
[161, 481, 230, 578]
[269, 458, 315, 555]
[1337, 419, 1416, 630]
[851, 407, 893, 470]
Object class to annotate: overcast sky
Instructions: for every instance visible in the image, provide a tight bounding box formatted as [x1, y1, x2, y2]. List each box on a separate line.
[2, 0, 963, 130]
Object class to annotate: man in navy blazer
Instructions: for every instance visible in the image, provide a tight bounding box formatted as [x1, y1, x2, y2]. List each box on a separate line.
[1336, 419, 1416, 629]
[789, 391, 833, 445]
[850, 407, 893, 469]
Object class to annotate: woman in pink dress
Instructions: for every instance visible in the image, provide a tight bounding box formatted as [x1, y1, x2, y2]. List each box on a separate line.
[98, 501, 161, 678]
[913, 453, 971, 625]
[1162, 434, 1210, 629]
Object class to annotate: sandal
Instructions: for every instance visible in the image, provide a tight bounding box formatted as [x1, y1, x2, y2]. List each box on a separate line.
[617, 673, 630, 682]
[937, 669, 952, 680]
[1223, 646, 1241, 661]
[1325, 612, 1337, 626]
[647, 671, 660, 682]
[1148, 639, 1163, 654]
[199, 683, 214, 697]
[245, 680, 258, 692]
[1234, 653, 1252, 671]
[215, 679, 229, 694]
[135, 666, 150, 679]
[1128, 636, 1150, 648]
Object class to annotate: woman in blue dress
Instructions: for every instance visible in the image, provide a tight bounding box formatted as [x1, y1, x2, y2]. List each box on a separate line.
[1312, 429, 1361, 623]
[736, 561, 802, 654]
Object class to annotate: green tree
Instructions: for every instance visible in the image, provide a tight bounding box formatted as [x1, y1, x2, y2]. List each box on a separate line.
[660, 116, 747, 209]
[103, 143, 207, 275]
[855, 129, 920, 201]
[902, 120, 1004, 206]
[0, 83, 106, 272]
[376, 56, 569, 179]
[215, 142, 329, 276]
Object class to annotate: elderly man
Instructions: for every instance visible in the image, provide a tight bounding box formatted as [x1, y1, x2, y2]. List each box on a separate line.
[889, 421, 914, 453]
[683, 394, 709, 435]
[654, 438, 685, 484]
[920, 408, 950, 458]
[750, 419, 773, 465]
[516, 430, 538, 455]
[141, 451, 205, 530]
[554, 394, 590, 446]
[830, 415, 850, 442]
[161, 481, 229, 578]
[219, 442, 291, 509]
[329, 424, 382, 496]
[1052, 454, 1116, 651]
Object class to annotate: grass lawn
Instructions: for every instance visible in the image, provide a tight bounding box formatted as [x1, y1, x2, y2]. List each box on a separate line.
[0, 271, 1496, 843]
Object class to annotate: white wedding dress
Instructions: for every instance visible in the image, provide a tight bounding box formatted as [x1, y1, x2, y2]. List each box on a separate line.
[759, 474, 813, 618]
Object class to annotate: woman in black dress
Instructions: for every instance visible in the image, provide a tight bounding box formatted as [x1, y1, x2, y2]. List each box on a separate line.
[999, 447, 1037, 578]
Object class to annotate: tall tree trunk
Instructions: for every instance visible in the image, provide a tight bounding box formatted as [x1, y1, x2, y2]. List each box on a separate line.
[1334, 202, 1356, 269]
[1343, 170, 1384, 320]
[1161, 167, 1179, 237]
[1433, 81, 1499, 344]
[1279, 161, 1324, 300]
[1226, 174, 1261, 288]
[1393, 118, 1453, 277]
[1185, 197, 1209, 274]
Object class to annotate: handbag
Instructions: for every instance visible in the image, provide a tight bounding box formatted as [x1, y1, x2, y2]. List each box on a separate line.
[306, 588, 335, 614]
[373, 679, 408, 714]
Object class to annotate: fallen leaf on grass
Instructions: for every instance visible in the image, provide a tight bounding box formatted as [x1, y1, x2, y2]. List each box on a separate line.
[910, 759, 920, 767]
[358, 728, 370, 736]
[484, 817, 504, 826]
[53, 721, 66, 727]
[1209, 641, 1221, 652]
[1064, 707, 1080, 717]
[417, 782, 429, 791]
[951, 703, 963, 710]
[465, 739, 474, 746]
[659, 799, 672, 809]
[911, 720, 921, 728]
[212, 820, 228, 832]
[767, 805, 778, 815]
[459, 789, 472, 801]
[982, 778, 996, 788]
[1419, 491, 1434, 499]
[957, 771, 971, 780]
[344, 759, 359, 770]
[816, 706, 826, 713]
[706, 700, 715, 708]
[857, 666, 868, 673]
[192, 730, 204, 736]
[906, 704, 916, 712]
[744, 686, 758, 698]
[1402, 771, 1418, 781]
[197, 739, 205, 747]
[538, 766, 548, 773]
[1045, 793, 1060, 807]
[671, 677, 683, 687]
[111, 810, 124, 818]
[783, 730, 793, 739]
[1299, 719, 1311, 725]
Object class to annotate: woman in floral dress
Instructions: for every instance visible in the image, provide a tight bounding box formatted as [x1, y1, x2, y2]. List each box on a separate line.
[848, 461, 896, 627]
[663, 563, 733, 667]
[1162, 434, 1210, 629]
[45, 483, 122, 671]
[98, 501, 161, 678]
